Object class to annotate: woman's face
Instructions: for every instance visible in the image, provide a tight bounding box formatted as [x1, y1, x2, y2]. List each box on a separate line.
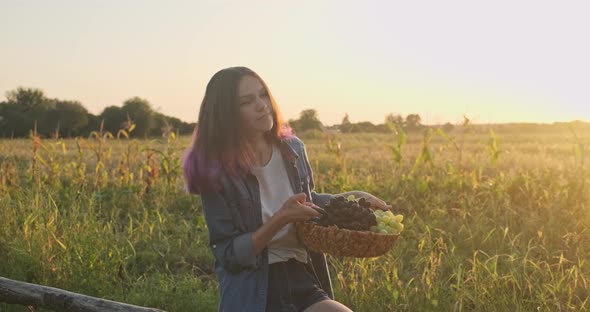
[237, 75, 274, 137]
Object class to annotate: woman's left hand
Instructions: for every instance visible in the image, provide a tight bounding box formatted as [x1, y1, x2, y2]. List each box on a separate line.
[355, 191, 392, 211]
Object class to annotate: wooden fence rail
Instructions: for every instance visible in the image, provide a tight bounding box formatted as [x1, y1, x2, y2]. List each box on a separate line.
[0, 277, 166, 312]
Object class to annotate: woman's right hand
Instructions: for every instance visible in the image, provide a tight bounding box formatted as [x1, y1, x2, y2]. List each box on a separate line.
[275, 193, 321, 225]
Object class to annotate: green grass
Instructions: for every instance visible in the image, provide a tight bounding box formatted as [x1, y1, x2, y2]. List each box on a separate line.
[1, 125, 589, 311]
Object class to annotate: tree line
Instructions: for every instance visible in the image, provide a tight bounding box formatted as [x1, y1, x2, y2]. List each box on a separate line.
[0, 87, 195, 138]
[0, 87, 438, 139]
[288, 109, 442, 134]
[286, 110, 589, 135]
[17, 87, 579, 139]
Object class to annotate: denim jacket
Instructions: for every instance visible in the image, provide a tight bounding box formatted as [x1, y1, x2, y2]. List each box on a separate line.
[199, 136, 334, 312]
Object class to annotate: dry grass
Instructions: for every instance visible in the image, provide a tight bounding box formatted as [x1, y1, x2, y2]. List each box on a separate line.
[1, 124, 589, 311]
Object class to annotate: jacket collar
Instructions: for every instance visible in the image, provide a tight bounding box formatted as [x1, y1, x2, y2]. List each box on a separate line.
[278, 137, 299, 164]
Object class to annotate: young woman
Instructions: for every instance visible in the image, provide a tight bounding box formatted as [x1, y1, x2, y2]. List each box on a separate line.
[183, 67, 391, 312]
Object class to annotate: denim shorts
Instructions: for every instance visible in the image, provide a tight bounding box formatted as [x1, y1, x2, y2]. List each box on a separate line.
[266, 258, 331, 312]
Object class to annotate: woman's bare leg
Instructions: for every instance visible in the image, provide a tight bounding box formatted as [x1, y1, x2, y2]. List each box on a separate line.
[303, 300, 353, 312]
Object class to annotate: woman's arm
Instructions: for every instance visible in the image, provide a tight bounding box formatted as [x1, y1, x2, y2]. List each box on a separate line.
[200, 190, 259, 273]
[251, 193, 319, 255]
[201, 190, 320, 273]
[251, 213, 288, 256]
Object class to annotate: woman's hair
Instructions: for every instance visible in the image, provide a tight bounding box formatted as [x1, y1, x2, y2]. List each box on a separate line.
[182, 66, 293, 194]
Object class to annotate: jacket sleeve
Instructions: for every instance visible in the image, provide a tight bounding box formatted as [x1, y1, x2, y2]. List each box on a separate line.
[300, 141, 333, 208]
[200, 190, 259, 274]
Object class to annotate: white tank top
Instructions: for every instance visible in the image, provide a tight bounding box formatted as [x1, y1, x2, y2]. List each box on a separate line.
[250, 144, 308, 264]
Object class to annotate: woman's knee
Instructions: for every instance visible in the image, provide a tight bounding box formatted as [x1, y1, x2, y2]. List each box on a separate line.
[303, 299, 353, 312]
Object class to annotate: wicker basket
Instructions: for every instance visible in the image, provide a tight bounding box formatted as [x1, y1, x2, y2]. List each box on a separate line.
[295, 222, 398, 258]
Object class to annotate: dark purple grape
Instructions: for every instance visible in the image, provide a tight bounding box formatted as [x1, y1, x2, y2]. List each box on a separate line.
[313, 196, 380, 231]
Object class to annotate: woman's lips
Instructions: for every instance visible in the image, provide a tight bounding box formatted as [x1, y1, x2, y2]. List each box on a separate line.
[257, 112, 271, 120]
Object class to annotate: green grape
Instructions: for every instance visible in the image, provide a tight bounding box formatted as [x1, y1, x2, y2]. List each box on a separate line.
[372, 210, 405, 235]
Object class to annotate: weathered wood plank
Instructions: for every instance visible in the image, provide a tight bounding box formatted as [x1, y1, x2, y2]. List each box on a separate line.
[0, 277, 166, 312]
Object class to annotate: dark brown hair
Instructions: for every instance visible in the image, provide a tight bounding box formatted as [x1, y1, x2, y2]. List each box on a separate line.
[182, 67, 293, 194]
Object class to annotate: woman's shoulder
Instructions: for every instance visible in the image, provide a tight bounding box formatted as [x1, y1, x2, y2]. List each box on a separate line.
[280, 134, 305, 149]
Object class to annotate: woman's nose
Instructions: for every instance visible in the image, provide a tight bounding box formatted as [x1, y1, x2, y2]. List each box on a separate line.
[255, 97, 267, 110]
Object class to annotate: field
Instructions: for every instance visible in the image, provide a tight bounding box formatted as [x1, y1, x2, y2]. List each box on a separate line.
[1, 123, 589, 311]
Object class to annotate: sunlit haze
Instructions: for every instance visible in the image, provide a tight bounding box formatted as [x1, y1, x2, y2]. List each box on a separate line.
[1, 0, 588, 125]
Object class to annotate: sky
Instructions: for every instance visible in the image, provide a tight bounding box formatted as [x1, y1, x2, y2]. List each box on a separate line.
[1, 0, 589, 125]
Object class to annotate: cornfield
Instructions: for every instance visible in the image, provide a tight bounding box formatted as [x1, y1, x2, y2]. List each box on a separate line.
[0, 121, 589, 311]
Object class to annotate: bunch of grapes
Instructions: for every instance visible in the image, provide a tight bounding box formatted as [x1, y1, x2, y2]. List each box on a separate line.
[314, 195, 377, 231]
[370, 210, 404, 235]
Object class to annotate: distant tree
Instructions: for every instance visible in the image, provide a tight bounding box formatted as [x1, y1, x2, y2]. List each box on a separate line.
[83, 113, 101, 135]
[0, 87, 194, 138]
[299, 109, 323, 131]
[340, 113, 353, 133]
[179, 122, 196, 135]
[100, 106, 126, 135]
[0, 102, 29, 137]
[151, 112, 167, 137]
[442, 122, 454, 133]
[385, 113, 404, 127]
[149, 112, 195, 137]
[164, 115, 194, 136]
[287, 119, 301, 133]
[350, 121, 379, 133]
[46, 100, 89, 137]
[385, 113, 404, 133]
[5, 87, 51, 113]
[405, 114, 422, 131]
[289, 109, 323, 133]
[4, 87, 55, 135]
[375, 123, 390, 133]
[121, 97, 154, 138]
